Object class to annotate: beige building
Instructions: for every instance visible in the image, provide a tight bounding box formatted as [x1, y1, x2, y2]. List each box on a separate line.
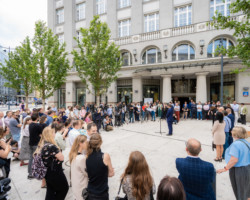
[47, 0, 250, 120]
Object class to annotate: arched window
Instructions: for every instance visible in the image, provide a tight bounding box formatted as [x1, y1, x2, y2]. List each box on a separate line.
[121, 51, 132, 66]
[207, 38, 234, 57]
[172, 44, 195, 61]
[142, 48, 161, 64]
[210, 0, 231, 20]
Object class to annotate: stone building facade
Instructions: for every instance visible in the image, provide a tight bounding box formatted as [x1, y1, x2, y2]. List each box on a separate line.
[47, 0, 250, 120]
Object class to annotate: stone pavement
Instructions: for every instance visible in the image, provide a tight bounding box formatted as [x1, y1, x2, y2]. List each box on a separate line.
[9, 119, 250, 200]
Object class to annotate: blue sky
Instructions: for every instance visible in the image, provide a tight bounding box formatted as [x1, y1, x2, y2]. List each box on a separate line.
[0, 0, 47, 48]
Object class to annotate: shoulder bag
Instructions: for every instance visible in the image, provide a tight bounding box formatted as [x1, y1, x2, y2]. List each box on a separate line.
[115, 178, 127, 200]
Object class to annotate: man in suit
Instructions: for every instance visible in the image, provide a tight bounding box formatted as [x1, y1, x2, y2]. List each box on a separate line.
[166, 103, 174, 136]
[176, 138, 216, 200]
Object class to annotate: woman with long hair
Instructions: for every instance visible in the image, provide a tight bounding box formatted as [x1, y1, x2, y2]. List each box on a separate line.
[19, 117, 31, 166]
[86, 133, 114, 200]
[36, 127, 69, 200]
[121, 151, 156, 200]
[69, 135, 88, 200]
[212, 112, 225, 162]
[84, 112, 92, 124]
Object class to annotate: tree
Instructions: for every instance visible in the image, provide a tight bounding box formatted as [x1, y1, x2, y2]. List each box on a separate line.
[33, 21, 70, 109]
[0, 37, 36, 108]
[72, 16, 122, 105]
[212, 0, 250, 73]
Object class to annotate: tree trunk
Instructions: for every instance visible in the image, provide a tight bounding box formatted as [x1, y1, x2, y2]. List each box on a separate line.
[42, 98, 45, 111]
[96, 90, 100, 107]
[25, 93, 29, 109]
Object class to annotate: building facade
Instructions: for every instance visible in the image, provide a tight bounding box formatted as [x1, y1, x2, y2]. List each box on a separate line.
[0, 46, 36, 103]
[0, 46, 17, 103]
[47, 0, 250, 119]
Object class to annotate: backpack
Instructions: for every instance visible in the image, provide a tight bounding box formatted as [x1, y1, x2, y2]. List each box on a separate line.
[31, 144, 49, 180]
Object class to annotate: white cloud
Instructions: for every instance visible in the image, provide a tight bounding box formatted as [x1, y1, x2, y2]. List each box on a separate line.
[0, 0, 47, 48]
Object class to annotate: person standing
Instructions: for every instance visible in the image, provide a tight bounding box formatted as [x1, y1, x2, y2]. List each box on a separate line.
[231, 101, 239, 125]
[9, 112, 22, 142]
[222, 111, 232, 159]
[0, 111, 5, 129]
[45, 111, 54, 126]
[217, 126, 250, 200]
[28, 113, 42, 179]
[166, 103, 174, 136]
[4, 111, 12, 128]
[174, 103, 180, 122]
[226, 108, 235, 146]
[68, 120, 81, 147]
[38, 127, 69, 200]
[19, 117, 31, 166]
[182, 102, 189, 120]
[239, 103, 248, 125]
[121, 151, 156, 199]
[196, 102, 203, 120]
[203, 102, 210, 120]
[86, 133, 114, 200]
[129, 103, 134, 123]
[212, 112, 226, 162]
[176, 139, 215, 200]
[69, 135, 88, 200]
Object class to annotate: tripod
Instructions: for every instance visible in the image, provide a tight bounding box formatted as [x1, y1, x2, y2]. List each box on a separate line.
[155, 118, 165, 135]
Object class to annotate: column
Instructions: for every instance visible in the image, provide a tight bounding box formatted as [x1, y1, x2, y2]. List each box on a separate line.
[48, 91, 58, 107]
[86, 83, 95, 104]
[107, 81, 117, 105]
[196, 72, 209, 103]
[161, 74, 172, 103]
[132, 77, 143, 102]
[66, 81, 76, 107]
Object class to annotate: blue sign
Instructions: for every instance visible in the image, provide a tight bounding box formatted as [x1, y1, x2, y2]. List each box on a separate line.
[243, 92, 249, 97]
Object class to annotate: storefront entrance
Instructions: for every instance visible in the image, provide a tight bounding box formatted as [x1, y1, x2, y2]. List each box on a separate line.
[117, 86, 132, 104]
[76, 88, 86, 106]
[143, 85, 160, 102]
[58, 89, 66, 108]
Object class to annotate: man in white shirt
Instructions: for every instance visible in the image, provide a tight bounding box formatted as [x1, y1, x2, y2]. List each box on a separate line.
[230, 101, 239, 125]
[68, 120, 81, 146]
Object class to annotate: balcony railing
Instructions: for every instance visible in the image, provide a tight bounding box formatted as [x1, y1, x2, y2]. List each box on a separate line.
[113, 15, 242, 46]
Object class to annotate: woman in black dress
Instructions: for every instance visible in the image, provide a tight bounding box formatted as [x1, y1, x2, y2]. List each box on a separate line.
[86, 133, 114, 200]
[35, 127, 69, 200]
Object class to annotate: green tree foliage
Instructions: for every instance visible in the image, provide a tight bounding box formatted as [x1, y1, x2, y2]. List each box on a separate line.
[72, 16, 122, 104]
[212, 0, 250, 73]
[33, 21, 70, 109]
[0, 37, 35, 108]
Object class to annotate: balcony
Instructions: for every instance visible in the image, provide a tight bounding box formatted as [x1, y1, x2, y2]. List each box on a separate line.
[113, 15, 242, 46]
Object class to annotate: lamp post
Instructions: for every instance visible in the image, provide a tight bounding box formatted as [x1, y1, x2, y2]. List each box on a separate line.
[219, 39, 224, 106]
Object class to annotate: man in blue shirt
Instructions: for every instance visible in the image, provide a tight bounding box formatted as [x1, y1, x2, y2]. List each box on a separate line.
[226, 108, 235, 145]
[166, 103, 174, 136]
[45, 110, 54, 126]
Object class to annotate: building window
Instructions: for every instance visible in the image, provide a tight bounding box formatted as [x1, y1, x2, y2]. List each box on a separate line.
[174, 5, 192, 27]
[119, 19, 130, 37]
[172, 44, 195, 61]
[58, 34, 64, 45]
[142, 48, 161, 64]
[119, 0, 130, 8]
[96, 0, 106, 15]
[121, 51, 132, 66]
[144, 13, 159, 33]
[207, 38, 234, 57]
[76, 3, 85, 21]
[77, 31, 83, 41]
[56, 8, 64, 24]
[210, 0, 231, 20]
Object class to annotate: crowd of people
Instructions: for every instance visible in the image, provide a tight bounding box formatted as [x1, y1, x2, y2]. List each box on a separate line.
[0, 99, 249, 200]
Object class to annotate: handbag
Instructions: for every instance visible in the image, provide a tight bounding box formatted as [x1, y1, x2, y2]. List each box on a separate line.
[115, 178, 127, 200]
[82, 188, 88, 200]
[212, 141, 216, 151]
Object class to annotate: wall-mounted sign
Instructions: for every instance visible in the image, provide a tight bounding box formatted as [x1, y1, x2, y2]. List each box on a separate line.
[243, 92, 249, 97]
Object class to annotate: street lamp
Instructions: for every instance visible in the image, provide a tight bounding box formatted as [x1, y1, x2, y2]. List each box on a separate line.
[219, 39, 224, 106]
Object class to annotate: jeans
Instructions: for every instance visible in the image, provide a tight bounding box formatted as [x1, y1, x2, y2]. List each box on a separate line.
[222, 132, 229, 159]
[129, 112, 134, 123]
[151, 111, 155, 121]
[142, 111, 145, 120]
[121, 113, 125, 123]
[28, 145, 37, 176]
[167, 120, 173, 135]
[197, 111, 202, 120]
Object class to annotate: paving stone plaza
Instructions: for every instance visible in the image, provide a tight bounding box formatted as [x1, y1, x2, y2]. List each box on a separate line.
[9, 119, 250, 200]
